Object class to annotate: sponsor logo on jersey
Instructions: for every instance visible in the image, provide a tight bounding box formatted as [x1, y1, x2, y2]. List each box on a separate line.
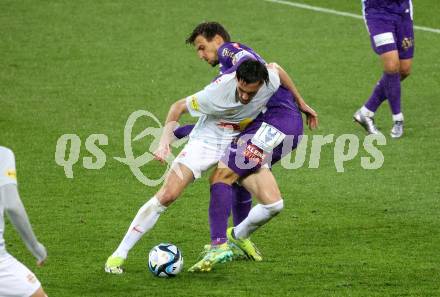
[243, 143, 265, 164]
[190, 96, 199, 111]
[217, 121, 241, 131]
[218, 118, 253, 131]
[222, 48, 235, 59]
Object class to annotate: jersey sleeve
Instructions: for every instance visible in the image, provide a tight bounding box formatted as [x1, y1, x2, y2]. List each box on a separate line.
[218, 43, 256, 74]
[185, 82, 222, 117]
[231, 50, 255, 67]
[267, 68, 281, 93]
[1, 184, 47, 261]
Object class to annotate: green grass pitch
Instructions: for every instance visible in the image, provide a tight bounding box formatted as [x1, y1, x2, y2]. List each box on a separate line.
[1, 0, 439, 296]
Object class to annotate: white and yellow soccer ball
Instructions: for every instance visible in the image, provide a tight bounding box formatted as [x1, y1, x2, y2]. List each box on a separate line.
[148, 243, 183, 277]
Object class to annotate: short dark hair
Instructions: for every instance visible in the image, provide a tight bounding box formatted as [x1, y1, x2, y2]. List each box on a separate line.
[236, 60, 269, 85]
[186, 22, 231, 45]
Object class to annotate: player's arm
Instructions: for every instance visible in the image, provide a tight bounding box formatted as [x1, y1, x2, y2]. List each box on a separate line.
[154, 83, 219, 162]
[154, 99, 188, 162]
[1, 184, 47, 266]
[268, 62, 318, 130]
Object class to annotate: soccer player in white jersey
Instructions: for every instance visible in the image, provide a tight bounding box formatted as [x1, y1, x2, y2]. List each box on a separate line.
[105, 60, 281, 274]
[0, 147, 48, 297]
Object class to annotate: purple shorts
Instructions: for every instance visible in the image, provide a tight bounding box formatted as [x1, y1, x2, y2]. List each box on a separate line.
[365, 12, 415, 59]
[221, 104, 303, 177]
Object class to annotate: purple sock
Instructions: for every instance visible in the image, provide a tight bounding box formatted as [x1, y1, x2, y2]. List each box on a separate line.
[173, 124, 195, 139]
[232, 184, 252, 226]
[209, 183, 233, 245]
[364, 75, 387, 112]
[383, 72, 402, 115]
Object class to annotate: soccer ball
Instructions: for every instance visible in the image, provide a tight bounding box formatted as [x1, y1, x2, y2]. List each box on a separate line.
[148, 243, 184, 277]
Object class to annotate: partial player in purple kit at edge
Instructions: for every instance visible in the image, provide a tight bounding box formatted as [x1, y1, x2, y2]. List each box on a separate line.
[354, 0, 414, 138]
[175, 22, 318, 271]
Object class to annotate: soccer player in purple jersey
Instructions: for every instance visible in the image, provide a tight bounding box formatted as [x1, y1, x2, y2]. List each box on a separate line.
[353, 0, 414, 138]
[180, 22, 318, 272]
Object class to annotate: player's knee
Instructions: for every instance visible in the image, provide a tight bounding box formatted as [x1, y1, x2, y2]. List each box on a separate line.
[262, 199, 284, 216]
[381, 51, 400, 74]
[157, 187, 179, 205]
[400, 67, 411, 80]
[384, 64, 400, 74]
[383, 59, 400, 74]
[209, 168, 237, 185]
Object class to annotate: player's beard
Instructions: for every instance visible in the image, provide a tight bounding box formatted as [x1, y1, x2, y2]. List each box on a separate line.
[235, 90, 250, 105]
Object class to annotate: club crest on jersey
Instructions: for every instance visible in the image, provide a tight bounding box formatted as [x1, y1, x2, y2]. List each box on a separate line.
[401, 37, 414, 51]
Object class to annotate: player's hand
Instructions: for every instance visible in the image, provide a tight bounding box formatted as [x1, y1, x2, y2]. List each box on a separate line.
[34, 242, 47, 267]
[299, 102, 318, 130]
[36, 257, 46, 267]
[154, 142, 171, 163]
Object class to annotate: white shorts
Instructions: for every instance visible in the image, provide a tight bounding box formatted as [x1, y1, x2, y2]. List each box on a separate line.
[0, 254, 41, 297]
[173, 140, 226, 179]
[0, 147, 17, 188]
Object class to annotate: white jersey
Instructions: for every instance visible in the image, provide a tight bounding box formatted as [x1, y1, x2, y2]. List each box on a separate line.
[185, 68, 280, 147]
[0, 200, 4, 257]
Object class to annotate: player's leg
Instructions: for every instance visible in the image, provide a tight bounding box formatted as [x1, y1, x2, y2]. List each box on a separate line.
[354, 16, 399, 134]
[173, 124, 195, 139]
[390, 11, 415, 138]
[188, 166, 243, 272]
[207, 108, 301, 260]
[105, 163, 194, 274]
[227, 168, 283, 258]
[399, 58, 412, 81]
[231, 183, 252, 226]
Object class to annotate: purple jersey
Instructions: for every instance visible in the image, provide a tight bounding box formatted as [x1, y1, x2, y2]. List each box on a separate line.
[217, 42, 297, 112]
[362, 0, 412, 18]
[218, 42, 265, 74]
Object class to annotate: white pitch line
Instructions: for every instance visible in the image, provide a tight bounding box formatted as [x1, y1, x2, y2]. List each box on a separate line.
[264, 0, 440, 34]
